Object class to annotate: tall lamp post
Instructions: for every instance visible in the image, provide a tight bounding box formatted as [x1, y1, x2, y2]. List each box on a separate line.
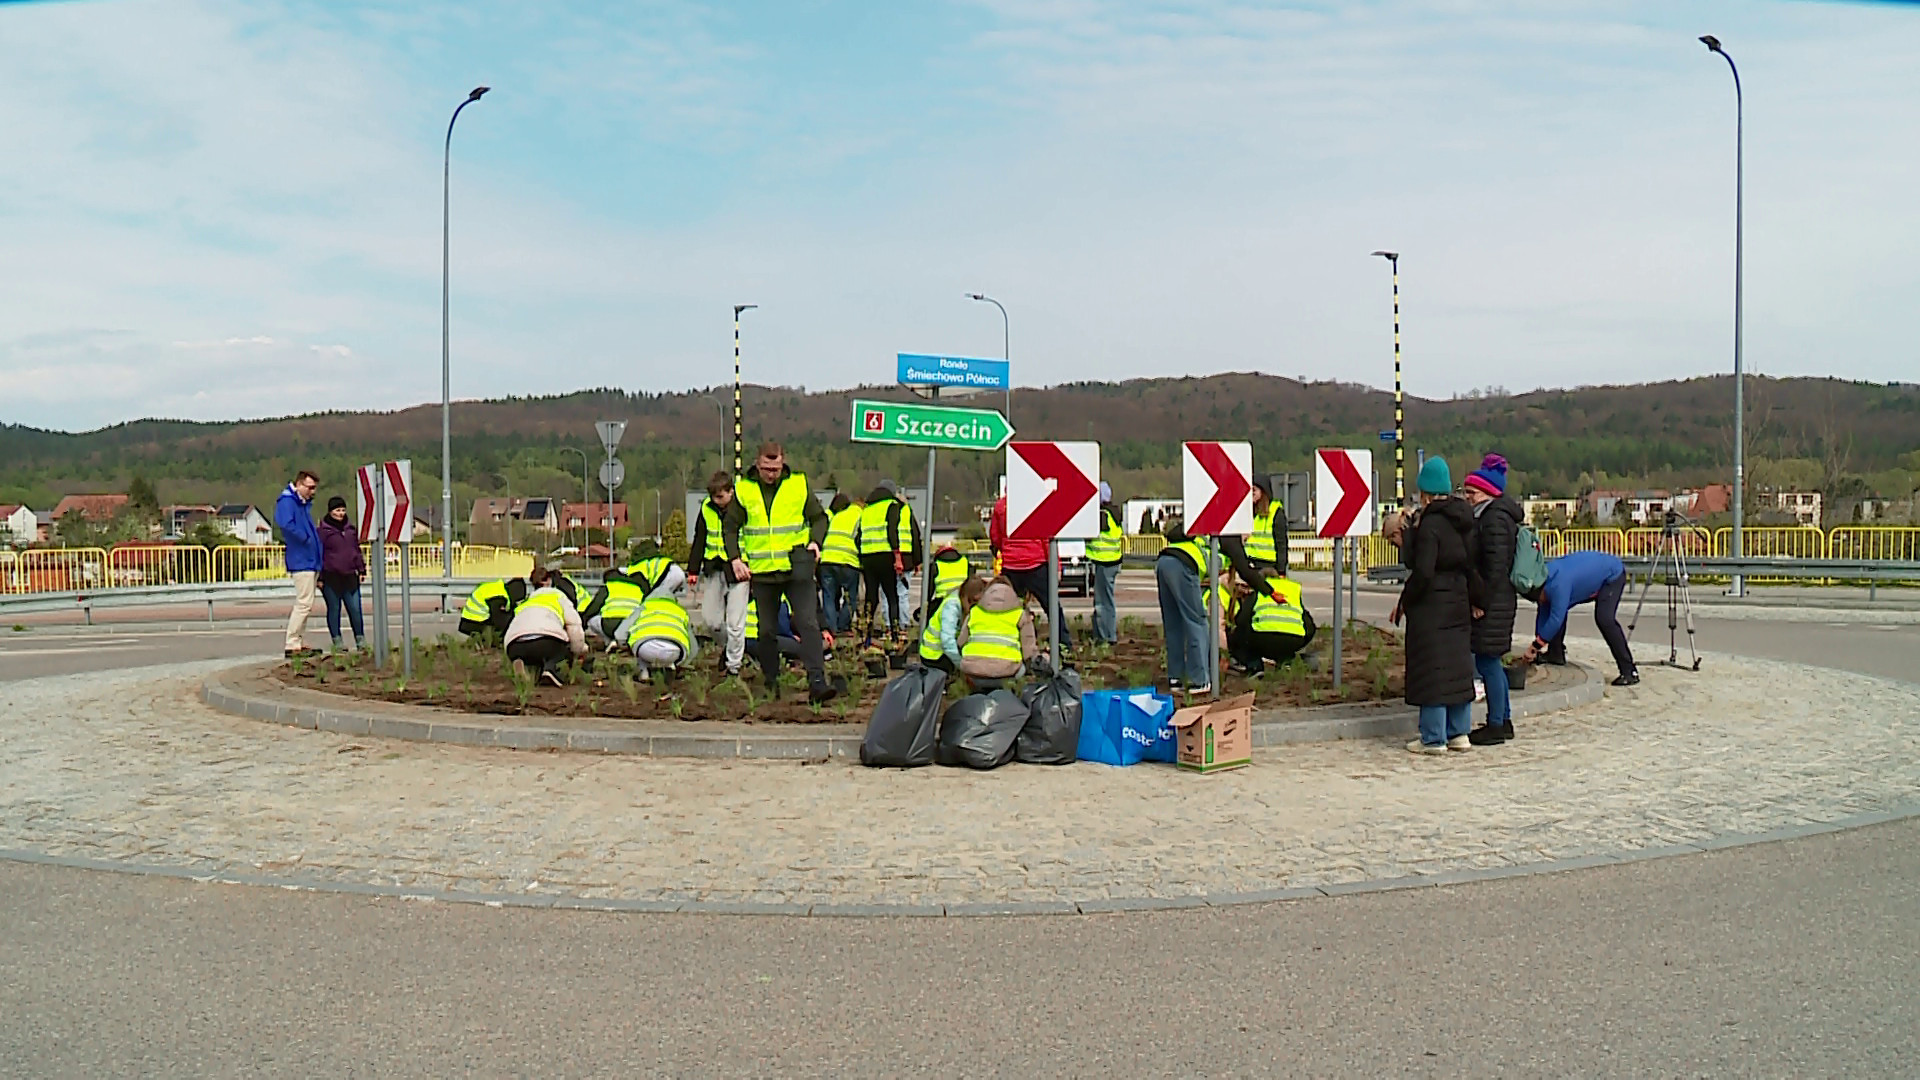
[440, 85, 489, 577]
[1370, 251, 1405, 506]
[1700, 34, 1746, 597]
[733, 304, 757, 474]
[967, 293, 1010, 421]
[558, 446, 589, 552]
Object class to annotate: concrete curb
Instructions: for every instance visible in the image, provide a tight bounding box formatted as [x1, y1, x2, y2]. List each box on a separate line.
[200, 660, 1604, 759]
[6, 802, 1916, 918]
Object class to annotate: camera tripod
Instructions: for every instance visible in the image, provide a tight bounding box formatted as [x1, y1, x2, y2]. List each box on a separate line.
[1625, 511, 1702, 671]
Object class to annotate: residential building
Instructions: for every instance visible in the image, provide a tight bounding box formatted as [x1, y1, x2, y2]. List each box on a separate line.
[560, 502, 630, 533]
[468, 497, 560, 534]
[1521, 496, 1578, 527]
[217, 504, 275, 544]
[0, 504, 38, 546]
[165, 505, 217, 539]
[1771, 491, 1823, 527]
[1582, 490, 1675, 526]
[50, 493, 130, 523]
[1673, 484, 1732, 518]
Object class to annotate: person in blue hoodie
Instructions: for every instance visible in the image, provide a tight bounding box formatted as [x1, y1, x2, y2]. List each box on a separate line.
[1522, 550, 1639, 686]
[276, 470, 323, 657]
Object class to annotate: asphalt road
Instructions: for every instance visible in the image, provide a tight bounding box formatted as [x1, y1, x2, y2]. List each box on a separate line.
[1, 595, 1916, 1075]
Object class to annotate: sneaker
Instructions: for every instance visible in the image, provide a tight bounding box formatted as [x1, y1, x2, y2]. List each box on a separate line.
[539, 669, 563, 688]
[1468, 722, 1514, 746]
[724, 665, 741, 679]
[1186, 684, 1212, 696]
[1611, 671, 1640, 687]
[1406, 740, 1447, 755]
[1446, 735, 1472, 752]
[1168, 678, 1184, 692]
[809, 683, 839, 704]
[1541, 653, 1568, 667]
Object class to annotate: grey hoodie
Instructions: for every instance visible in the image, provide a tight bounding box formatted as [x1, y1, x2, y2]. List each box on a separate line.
[957, 580, 1037, 680]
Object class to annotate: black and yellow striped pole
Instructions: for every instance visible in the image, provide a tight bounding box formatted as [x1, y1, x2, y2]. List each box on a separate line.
[1371, 250, 1403, 505]
[733, 304, 756, 474]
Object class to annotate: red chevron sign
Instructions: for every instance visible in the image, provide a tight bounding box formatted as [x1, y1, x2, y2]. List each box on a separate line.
[1314, 449, 1374, 538]
[1182, 441, 1253, 536]
[1008, 441, 1100, 540]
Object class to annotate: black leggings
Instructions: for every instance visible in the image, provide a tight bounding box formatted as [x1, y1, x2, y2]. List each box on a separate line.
[860, 553, 901, 631]
[506, 635, 572, 678]
[1547, 574, 1636, 678]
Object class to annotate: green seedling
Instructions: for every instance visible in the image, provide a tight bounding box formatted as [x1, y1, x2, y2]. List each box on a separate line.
[669, 697, 685, 720]
[11, 624, 26, 633]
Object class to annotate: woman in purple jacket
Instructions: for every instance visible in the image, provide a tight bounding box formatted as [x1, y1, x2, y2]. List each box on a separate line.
[318, 496, 367, 651]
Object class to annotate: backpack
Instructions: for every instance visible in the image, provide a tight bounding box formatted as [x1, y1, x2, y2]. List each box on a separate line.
[1510, 523, 1548, 594]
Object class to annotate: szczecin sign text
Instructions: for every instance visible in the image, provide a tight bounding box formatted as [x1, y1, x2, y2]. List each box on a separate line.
[849, 399, 1014, 451]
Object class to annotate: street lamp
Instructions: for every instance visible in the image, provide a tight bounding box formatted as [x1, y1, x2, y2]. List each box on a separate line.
[441, 85, 489, 578]
[1370, 250, 1405, 506]
[558, 446, 589, 552]
[733, 304, 757, 474]
[1700, 34, 1747, 597]
[967, 293, 1011, 422]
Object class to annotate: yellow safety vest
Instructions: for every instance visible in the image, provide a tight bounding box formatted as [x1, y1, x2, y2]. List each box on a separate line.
[858, 499, 911, 555]
[700, 501, 726, 561]
[519, 588, 570, 622]
[961, 605, 1023, 665]
[624, 596, 693, 651]
[739, 473, 810, 574]
[1163, 539, 1209, 576]
[917, 555, 973, 661]
[821, 505, 863, 568]
[1086, 508, 1124, 565]
[1250, 577, 1308, 637]
[618, 556, 674, 593]
[1245, 505, 1280, 564]
[597, 579, 648, 624]
[743, 596, 762, 639]
[460, 580, 511, 622]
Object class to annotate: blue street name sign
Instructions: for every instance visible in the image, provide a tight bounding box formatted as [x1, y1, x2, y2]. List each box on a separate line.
[1379, 430, 1396, 442]
[897, 353, 1010, 391]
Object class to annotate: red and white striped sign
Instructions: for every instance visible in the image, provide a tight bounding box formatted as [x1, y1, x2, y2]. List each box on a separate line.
[356, 460, 413, 545]
[1007, 441, 1101, 540]
[1314, 449, 1374, 538]
[1181, 441, 1253, 537]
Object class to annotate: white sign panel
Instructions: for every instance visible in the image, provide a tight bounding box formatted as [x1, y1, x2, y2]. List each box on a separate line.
[1006, 441, 1101, 540]
[1313, 448, 1375, 538]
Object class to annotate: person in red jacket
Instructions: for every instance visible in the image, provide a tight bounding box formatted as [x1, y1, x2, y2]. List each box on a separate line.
[989, 494, 1072, 649]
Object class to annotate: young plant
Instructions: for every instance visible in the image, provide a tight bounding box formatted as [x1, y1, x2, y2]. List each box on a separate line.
[508, 664, 536, 712]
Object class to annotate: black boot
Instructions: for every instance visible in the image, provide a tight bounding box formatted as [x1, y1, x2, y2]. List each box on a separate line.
[1468, 722, 1513, 745]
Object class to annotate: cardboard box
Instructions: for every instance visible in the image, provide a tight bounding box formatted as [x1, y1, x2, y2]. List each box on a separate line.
[1168, 692, 1255, 773]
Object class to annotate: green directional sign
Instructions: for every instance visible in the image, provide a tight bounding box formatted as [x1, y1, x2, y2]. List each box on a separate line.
[849, 398, 1014, 451]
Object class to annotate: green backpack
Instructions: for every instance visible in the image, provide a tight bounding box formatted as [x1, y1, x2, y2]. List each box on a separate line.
[1510, 524, 1548, 594]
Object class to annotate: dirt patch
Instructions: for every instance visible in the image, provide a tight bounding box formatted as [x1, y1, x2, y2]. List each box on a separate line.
[283, 619, 1414, 723]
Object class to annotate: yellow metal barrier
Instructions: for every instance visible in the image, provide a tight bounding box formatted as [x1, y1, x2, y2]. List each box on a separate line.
[1535, 528, 1567, 557]
[1560, 528, 1626, 555]
[1717, 526, 1826, 559]
[1, 547, 111, 594]
[108, 544, 212, 587]
[214, 544, 288, 582]
[1624, 526, 1714, 557]
[1827, 526, 1920, 562]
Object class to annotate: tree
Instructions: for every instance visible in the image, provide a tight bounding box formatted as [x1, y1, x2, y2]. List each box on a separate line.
[127, 474, 160, 512]
[188, 520, 242, 550]
[661, 508, 688, 564]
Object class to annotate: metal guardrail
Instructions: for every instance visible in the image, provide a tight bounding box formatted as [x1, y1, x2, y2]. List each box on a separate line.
[0, 578, 494, 623]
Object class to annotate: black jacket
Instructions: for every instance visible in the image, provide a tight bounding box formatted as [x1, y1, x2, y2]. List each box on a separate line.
[1398, 497, 1484, 707]
[722, 466, 829, 581]
[1469, 494, 1524, 657]
[685, 497, 746, 579]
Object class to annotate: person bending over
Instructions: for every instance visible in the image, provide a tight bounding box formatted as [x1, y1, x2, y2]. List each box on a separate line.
[503, 568, 588, 687]
[1522, 550, 1639, 686]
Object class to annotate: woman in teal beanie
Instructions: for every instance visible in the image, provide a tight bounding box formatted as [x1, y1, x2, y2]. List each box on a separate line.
[1392, 455, 1485, 753]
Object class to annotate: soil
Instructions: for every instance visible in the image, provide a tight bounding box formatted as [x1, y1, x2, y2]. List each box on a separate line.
[283, 618, 1411, 724]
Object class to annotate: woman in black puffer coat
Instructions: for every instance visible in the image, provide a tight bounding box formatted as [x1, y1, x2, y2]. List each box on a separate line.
[1390, 456, 1485, 753]
[1463, 453, 1525, 743]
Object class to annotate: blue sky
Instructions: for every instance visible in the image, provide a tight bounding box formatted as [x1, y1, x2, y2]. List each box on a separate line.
[2, 0, 1916, 431]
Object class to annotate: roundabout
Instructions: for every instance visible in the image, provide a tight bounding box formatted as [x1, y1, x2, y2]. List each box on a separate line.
[5, 640, 1919, 914]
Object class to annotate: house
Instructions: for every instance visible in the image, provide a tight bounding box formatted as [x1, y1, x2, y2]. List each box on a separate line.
[1582, 490, 1673, 526]
[560, 502, 630, 533]
[1521, 496, 1578, 528]
[217, 504, 275, 544]
[1771, 491, 1823, 527]
[50, 493, 130, 523]
[0, 504, 38, 546]
[468, 497, 561, 537]
[1673, 484, 1732, 517]
[165, 505, 218, 539]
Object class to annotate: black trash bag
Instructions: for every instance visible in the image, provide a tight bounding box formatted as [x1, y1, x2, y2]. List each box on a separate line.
[937, 689, 1029, 770]
[1016, 668, 1082, 765]
[860, 667, 947, 767]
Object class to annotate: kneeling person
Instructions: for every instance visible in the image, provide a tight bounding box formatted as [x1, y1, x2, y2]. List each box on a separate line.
[957, 575, 1035, 691]
[503, 569, 587, 687]
[619, 595, 698, 679]
[1229, 573, 1316, 675]
[458, 577, 527, 639]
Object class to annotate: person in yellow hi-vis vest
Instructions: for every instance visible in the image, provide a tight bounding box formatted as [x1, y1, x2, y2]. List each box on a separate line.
[725, 441, 838, 703]
[857, 480, 921, 637]
[818, 492, 865, 636]
[957, 575, 1036, 691]
[620, 595, 698, 680]
[1086, 482, 1126, 645]
[458, 577, 528, 639]
[684, 471, 750, 676]
[1228, 572, 1316, 675]
[502, 567, 588, 686]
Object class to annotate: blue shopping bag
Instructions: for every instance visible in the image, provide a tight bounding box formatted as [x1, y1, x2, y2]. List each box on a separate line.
[1077, 689, 1177, 766]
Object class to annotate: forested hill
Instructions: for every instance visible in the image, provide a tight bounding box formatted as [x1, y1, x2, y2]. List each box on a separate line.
[3, 374, 1916, 515]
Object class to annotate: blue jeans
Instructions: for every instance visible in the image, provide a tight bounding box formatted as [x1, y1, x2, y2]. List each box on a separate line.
[818, 563, 860, 634]
[1474, 652, 1511, 725]
[1418, 702, 1472, 746]
[321, 578, 364, 648]
[1092, 561, 1120, 644]
[1155, 557, 1208, 687]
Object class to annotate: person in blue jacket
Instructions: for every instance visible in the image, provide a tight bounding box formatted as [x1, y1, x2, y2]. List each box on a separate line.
[275, 469, 324, 657]
[1521, 550, 1639, 686]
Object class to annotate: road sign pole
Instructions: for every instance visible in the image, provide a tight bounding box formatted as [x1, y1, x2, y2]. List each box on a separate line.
[920, 446, 937, 633]
[1207, 536, 1221, 696]
[1047, 540, 1060, 675]
[400, 543, 413, 680]
[1330, 537, 1343, 692]
[372, 467, 388, 668]
[1349, 535, 1359, 619]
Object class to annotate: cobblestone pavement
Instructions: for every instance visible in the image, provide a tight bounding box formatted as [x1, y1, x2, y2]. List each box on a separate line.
[3, 643, 1918, 908]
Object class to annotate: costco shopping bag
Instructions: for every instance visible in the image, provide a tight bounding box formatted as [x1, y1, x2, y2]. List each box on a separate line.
[860, 666, 947, 767]
[937, 690, 1029, 770]
[1076, 689, 1177, 766]
[1016, 669, 1083, 765]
